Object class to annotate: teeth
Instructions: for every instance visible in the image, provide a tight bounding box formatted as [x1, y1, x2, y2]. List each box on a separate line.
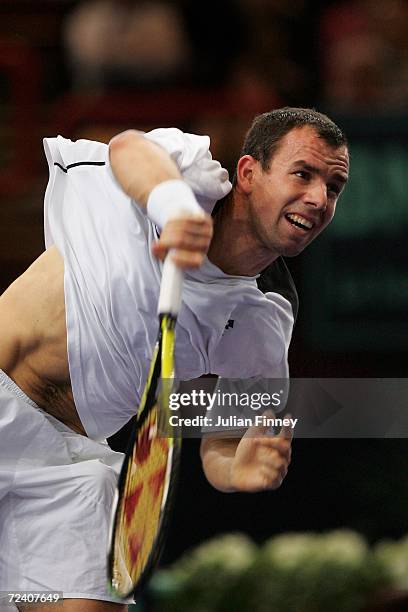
[286, 213, 314, 230]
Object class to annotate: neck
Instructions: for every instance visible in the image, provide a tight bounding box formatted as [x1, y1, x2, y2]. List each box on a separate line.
[208, 190, 279, 276]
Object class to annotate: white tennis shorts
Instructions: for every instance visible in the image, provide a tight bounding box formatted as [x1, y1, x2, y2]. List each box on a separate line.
[0, 370, 132, 609]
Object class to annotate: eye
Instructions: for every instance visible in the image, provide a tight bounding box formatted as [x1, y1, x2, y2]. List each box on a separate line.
[294, 170, 310, 180]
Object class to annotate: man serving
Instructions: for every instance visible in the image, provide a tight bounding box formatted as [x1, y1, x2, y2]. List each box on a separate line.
[0, 107, 348, 611]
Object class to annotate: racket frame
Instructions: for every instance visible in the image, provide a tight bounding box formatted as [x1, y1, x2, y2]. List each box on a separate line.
[108, 255, 183, 599]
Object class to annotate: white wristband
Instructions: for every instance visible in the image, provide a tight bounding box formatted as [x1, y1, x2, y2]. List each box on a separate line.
[146, 179, 203, 229]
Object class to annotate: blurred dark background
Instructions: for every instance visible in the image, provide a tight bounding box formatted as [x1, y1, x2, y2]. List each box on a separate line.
[0, 0, 407, 576]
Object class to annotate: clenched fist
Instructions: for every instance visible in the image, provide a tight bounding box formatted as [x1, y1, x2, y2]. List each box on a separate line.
[229, 412, 293, 492]
[200, 410, 293, 493]
[151, 214, 213, 269]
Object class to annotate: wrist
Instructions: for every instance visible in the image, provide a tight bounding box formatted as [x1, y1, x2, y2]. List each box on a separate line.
[201, 438, 239, 493]
[147, 179, 203, 229]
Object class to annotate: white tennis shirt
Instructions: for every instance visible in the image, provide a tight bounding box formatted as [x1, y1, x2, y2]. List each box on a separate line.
[43, 129, 294, 440]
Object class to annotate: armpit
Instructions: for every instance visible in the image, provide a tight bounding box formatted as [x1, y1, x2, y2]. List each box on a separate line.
[31, 378, 87, 436]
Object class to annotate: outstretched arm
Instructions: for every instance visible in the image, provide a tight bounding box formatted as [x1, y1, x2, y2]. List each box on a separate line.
[109, 130, 213, 269]
[109, 130, 181, 207]
[200, 414, 293, 493]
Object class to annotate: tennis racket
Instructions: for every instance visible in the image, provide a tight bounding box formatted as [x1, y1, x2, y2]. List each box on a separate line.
[108, 255, 183, 599]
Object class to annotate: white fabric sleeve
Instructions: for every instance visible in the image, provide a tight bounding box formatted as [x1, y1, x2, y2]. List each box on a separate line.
[143, 128, 232, 213]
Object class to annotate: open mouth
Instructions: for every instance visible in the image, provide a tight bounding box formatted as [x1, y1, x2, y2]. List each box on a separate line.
[285, 213, 315, 232]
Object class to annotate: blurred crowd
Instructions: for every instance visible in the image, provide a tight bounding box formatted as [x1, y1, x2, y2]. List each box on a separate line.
[1, 0, 408, 201]
[63, 0, 307, 102]
[62, 0, 408, 113]
[321, 0, 408, 113]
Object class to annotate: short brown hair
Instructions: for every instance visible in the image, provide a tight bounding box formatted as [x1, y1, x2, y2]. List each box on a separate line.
[240, 107, 347, 171]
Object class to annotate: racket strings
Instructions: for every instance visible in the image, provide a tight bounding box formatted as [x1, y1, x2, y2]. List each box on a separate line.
[122, 408, 170, 581]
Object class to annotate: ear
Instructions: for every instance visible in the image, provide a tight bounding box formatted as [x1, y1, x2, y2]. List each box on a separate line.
[236, 155, 258, 195]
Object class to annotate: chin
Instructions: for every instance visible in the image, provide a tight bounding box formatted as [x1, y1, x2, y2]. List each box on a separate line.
[281, 233, 318, 257]
[280, 244, 305, 258]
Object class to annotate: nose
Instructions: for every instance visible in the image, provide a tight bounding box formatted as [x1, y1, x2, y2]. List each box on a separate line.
[304, 180, 327, 212]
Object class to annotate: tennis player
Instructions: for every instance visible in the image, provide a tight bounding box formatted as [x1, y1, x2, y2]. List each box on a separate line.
[0, 108, 349, 611]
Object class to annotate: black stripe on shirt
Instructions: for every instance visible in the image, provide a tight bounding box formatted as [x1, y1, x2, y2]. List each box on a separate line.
[54, 161, 106, 173]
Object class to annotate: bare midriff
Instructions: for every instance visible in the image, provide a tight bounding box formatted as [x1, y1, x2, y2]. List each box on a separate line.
[0, 246, 87, 435]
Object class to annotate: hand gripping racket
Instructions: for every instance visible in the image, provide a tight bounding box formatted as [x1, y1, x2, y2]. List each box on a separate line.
[108, 255, 183, 599]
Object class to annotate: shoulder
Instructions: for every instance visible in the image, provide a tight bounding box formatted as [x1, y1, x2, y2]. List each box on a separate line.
[43, 135, 108, 172]
[256, 257, 298, 322]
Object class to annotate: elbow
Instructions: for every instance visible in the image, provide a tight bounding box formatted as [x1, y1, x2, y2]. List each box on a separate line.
[109, 129, 143, 155]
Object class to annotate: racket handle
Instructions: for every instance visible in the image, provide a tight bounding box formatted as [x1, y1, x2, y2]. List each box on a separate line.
[158, 254, 184, 316]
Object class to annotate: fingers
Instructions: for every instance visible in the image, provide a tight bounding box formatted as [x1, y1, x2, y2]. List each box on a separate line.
[258, 429, 292, 466]
[259, 464, 286, 490]
[246, 409, 294, 442]
[151, 215, 213, 268]
[278, 413, 294, 441]
[259, 442, 291, 471]
[248, 418, 293, 489]
[259, 448, 290, 489]
[231, 464, 287, 492]
[241, 460, 288, 492]
[231, 411, 294, 493]
[162, 216, 213, 242]
[151, 246, 207, 269]
[170, 250, 207, 269]
[243, 408, 277, 438]
[259, 438, 292, 463]
[234, 437, 291, 492]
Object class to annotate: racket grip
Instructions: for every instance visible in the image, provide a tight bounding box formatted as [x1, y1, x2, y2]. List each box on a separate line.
[158, 254, 184, 316]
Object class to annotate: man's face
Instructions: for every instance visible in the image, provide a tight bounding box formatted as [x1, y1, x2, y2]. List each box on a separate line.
[246, 125, 349, 258]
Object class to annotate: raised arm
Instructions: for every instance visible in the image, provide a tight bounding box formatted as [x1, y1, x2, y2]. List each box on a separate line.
[109, 130, 213, 269]
[109, 130, 181, 207]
